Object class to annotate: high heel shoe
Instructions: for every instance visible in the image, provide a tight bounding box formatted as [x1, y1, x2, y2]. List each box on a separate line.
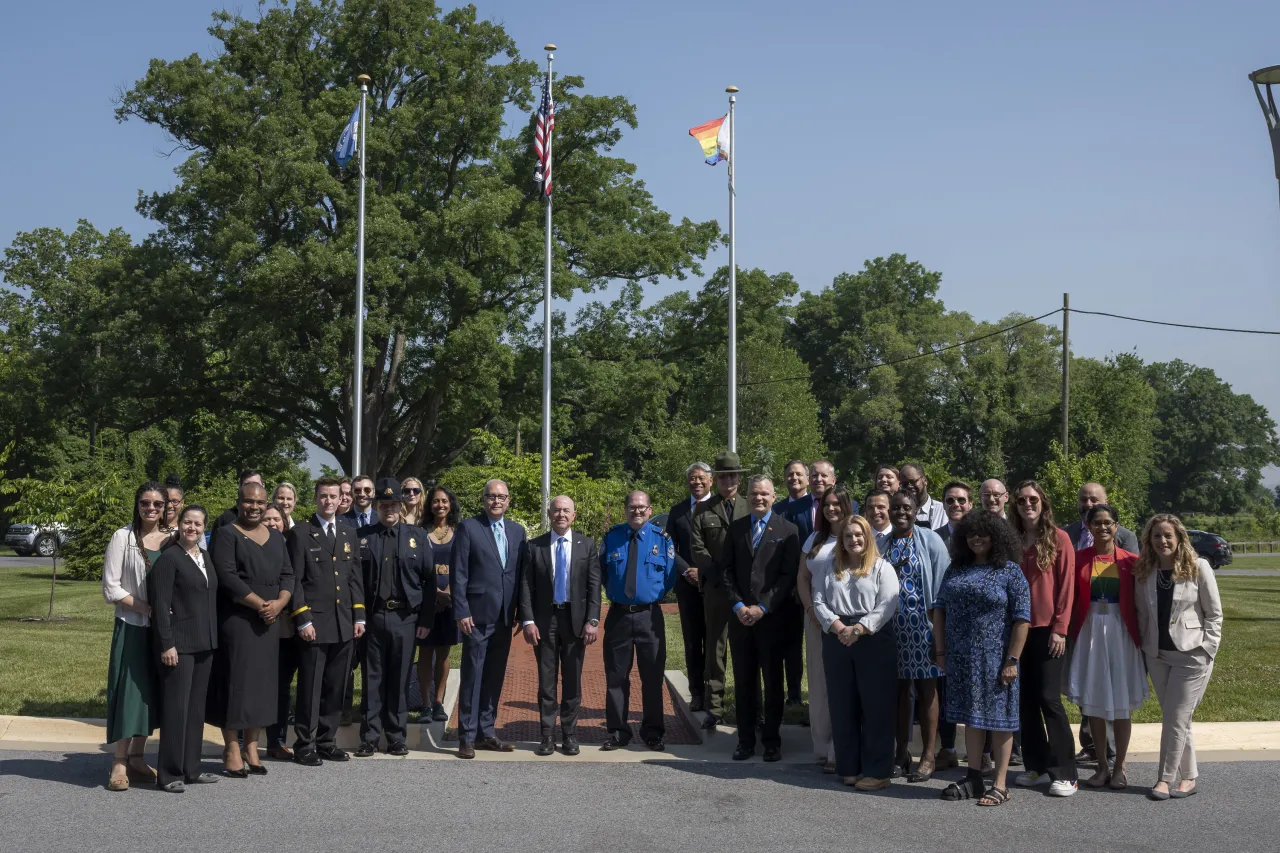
[223, 745, 248, 779]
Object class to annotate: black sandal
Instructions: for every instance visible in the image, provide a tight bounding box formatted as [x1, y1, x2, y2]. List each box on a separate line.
[978, 786, 1011, 807]
[941, 778, 983, 801]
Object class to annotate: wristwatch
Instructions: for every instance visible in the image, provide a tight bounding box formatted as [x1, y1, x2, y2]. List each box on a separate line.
[1004, 655, 1019, 666]
[588, 619, 600, 627]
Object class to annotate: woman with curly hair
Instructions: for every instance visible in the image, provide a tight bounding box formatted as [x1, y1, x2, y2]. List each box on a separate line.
[1009, 480, 1077, 796]
[932, 510, 1030, 807]
[1134, 515, 1223, 801]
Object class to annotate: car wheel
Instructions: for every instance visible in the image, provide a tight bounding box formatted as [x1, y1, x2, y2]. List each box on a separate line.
[33, 535, 57, 557]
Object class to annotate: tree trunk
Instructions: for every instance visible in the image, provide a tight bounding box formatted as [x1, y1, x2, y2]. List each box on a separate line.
[47, 554, 57, 620]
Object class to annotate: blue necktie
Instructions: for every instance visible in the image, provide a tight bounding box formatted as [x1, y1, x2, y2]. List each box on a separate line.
[752, 518, 765, 552]
[493, 521, 508, 566]
[553, 537, 568, 604]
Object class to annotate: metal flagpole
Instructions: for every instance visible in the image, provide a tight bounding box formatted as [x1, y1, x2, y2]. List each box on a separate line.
[541, 46, 556, 528]
[726, 86, 738, 453]
[353, 74, 370, 476]
[1061, 292, 1070, 455]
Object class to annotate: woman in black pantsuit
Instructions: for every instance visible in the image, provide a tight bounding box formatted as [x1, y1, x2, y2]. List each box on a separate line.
[150, 506, 221, 792]
[206, 483, 293, 776]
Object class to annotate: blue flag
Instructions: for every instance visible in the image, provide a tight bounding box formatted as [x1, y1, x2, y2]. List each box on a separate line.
[335, 105, 360, 168]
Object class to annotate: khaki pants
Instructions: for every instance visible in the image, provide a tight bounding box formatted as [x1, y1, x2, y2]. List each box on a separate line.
[1147, 647, 1213, 783]
[804, 610, 833, 761]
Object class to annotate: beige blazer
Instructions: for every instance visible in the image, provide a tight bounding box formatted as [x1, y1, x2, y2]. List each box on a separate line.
[1134, 558, 1223, 659]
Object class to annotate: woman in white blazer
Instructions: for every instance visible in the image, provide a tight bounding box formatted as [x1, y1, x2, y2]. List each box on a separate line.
[1133, 514, 1223, 801]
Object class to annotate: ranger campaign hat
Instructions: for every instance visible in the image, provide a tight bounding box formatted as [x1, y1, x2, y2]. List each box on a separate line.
[374, 477, 402, 501]
[712, 450, 749, 474]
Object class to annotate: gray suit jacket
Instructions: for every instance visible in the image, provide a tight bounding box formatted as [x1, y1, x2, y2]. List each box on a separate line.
[1063, 520, 1139, 554]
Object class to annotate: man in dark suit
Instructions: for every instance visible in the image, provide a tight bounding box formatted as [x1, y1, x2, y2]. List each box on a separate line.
[353, 478, 432, 757]
[935, 480, 974, 546]
[690, 450, 751, 729]
[722, 474, 800, 762]
[518, 495, 601, 756]
[451, 478, 527, 759]
[287, 477, 366, 765]
[664, 461, 713, 712]
[343, 474, 376, 529]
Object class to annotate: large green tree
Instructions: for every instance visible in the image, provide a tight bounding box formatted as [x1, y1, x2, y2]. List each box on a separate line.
[109, 0, 716, 478]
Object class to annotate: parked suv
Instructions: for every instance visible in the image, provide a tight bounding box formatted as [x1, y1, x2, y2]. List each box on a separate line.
[4, 523, 70, 558]
[1188, 529, 1233, 570]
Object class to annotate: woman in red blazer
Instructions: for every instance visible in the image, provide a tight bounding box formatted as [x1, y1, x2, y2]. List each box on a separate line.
[1063, 503, 1148, 791]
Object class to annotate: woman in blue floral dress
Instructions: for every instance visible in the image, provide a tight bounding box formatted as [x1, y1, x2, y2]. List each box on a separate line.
[884, 491, 950, 782]
[932, 509, 1031, 807]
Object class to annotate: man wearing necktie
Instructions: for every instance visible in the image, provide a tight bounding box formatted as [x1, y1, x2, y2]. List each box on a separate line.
[722, 475, 800, 762]
[599, 491, 684, 751]
[518, 496, 601, 756]
[451, 479, 527, 759]
[664, 462, 713, 712]
[286, 477, 365, 764]
[343, 475, 376, 528]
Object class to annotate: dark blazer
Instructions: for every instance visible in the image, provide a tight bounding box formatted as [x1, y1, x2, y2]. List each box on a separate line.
[720, 511, 800, 614]
[343, 507, 377, 529]
[357, 521, 433, 629]
[518, 530, 601, 637]
[690, 493, 750, 589]
[1062, 520, 1140, 554]
[935, 524, 952, 546]
[451, 514, 528, 626]
[778, 493, 816, 543]
[665, 496, 701, 566]
[287, 515, 366, 643]
[148, 544, 218, 654]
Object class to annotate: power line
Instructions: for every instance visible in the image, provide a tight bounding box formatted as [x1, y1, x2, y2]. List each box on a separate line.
[1068, 308, 1280, 336]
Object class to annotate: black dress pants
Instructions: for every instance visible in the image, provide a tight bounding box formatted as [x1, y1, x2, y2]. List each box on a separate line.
[728, 613, 783, 750]
[361, 609, 417, 746]
[822, 623, 897, 779]
[294, 639, 353, 751]
[267, 636, 301, 748]
[157, 650, 213, 787]
[603, 604, 667, 742]
[1020, 626, 1078, 781]
[673, 574, 706, 698]
[776, 596, 805, 703]
[535, 607, 585, 739]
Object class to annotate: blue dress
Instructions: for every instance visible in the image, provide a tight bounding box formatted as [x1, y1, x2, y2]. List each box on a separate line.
[936, 560, 1031, 731]
[419, 532, 459, 647]
[889, 534, 942, 680]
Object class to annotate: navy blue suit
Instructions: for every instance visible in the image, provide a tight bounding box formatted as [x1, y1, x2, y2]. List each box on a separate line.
[451, 513, 527, 743]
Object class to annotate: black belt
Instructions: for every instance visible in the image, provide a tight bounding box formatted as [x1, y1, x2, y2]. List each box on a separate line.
[837, 614, 868, 624]
[617, 603, 657, 613]
[376, 599, 417, 613]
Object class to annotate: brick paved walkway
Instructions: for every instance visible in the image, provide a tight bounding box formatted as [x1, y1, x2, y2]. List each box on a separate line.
[447, 604, 700, 745]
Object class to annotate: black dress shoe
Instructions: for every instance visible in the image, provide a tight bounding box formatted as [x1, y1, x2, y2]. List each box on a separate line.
[185, 773, 219, 785]
[477, 737, 514, 752]
[645, 738, 665, 752]
[561, 738, 580, 756]
[431, 703, 449, 723]
[700, 714, 721, 731]
[317, 746, 350, 762]
[732, 744, 754, 761]
[763, 747, 782, 762]
[457, 741, 476, 759]
[600, 734, 630, 751]
[161, 781, 186, 793]
[293, 750, 323, 767]
[689, 694, 706, 713]
[1074, 747, 1097, 764]
[353, 742, 378, 758]
[535, 738, 555, 757]
[246, 763, 268, 776]
[387, 742, 409, 756]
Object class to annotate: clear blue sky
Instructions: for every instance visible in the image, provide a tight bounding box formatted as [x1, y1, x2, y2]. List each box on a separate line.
[3, 1, 1278, 483]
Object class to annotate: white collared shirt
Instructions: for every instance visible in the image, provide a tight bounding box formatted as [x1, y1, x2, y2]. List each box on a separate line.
[917, 496, 949, 530]
[524, 529, 574, 626]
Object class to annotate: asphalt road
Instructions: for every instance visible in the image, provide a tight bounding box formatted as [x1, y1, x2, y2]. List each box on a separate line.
[0, 750, 1272, 853]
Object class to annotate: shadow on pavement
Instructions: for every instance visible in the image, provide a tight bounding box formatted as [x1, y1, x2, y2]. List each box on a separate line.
[644, 757, 964, 800]
[0, 752, 121, 790]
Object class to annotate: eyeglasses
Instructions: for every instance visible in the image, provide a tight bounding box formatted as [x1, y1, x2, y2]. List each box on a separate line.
[1091, 520, 1117, 529]
[1016, 496, 1040, 507]
[483, 494, 510, 502]
[402, 488, 422, 495]
[138, 501, 165, 509]
[627, 505, 651, 512]
[980, 492, 1007, 500]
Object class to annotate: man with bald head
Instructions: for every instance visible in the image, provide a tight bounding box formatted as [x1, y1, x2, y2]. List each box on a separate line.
[518, 496, 601, 756]
[979, 479, 1010, 517]
[451, 479, 527, 759]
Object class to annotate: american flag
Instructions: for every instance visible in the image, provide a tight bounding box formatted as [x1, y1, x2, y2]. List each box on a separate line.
[533, 72, 554, 197]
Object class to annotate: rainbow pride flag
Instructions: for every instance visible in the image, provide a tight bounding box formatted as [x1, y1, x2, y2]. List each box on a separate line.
[689, 115, 729, 165]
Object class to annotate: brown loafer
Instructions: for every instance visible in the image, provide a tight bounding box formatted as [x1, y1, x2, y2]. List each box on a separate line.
[856, 777, 891, 792]
[457, 741, 476, 759]
[125, 759, 156, 784]
[267, 746, 294, 761]
[477, 736, 514, 752]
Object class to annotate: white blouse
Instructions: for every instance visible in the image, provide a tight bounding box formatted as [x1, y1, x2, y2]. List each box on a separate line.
[811, 553, 900, 635]
[102, 526, 157, 626]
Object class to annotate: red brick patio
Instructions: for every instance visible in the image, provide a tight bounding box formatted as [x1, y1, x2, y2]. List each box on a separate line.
[446, 603, 700, 745]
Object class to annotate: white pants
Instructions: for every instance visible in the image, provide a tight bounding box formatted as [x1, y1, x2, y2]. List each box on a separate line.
[804, 610, 833, 761]
[1147, 647, 1213, 783]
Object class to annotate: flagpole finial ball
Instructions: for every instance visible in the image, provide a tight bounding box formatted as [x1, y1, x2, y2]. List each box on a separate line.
[544, 43, 557, 52]
[356, 74, 371, 86]
[725, 85, 739, 93]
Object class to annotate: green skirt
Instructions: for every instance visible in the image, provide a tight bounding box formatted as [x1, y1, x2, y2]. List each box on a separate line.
[105, 619, 157, 742]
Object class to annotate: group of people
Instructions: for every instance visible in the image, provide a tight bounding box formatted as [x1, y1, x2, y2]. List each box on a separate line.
[99, 455, 1223, 807]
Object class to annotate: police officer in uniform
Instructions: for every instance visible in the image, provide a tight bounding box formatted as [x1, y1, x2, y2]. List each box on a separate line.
[286, 477, 365, 765]
[599, 490, 685, 751]
[354, 478, 432, 757]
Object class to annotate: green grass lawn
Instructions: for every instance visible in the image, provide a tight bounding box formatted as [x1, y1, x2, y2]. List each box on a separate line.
[663, 572, 1280, 725]
[2, 564, 1277, 723]
[1224, 554, 1280, 571]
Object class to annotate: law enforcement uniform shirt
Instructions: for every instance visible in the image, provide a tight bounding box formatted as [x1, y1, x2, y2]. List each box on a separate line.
[601, 521, 681, 605]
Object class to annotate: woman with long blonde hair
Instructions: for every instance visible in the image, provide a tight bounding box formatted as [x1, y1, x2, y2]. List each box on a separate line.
[811, 514, 900, 790]
[1134, 514, 1223, 800]
[400, 477, 426, 526]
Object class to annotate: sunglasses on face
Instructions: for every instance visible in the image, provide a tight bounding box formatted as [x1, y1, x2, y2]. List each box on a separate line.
[402, 488, 422, 495]
[1016, 496, 1040, 507]
[138, 501, 165, 509]
[944, 497, 969, 505]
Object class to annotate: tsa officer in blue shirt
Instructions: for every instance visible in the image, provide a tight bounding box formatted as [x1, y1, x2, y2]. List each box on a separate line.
[599, 490, 685, 751]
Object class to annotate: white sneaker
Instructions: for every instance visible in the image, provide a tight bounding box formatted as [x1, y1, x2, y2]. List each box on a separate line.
[1049, 779, 1079, 797]
[1015, 771, 1050, 787]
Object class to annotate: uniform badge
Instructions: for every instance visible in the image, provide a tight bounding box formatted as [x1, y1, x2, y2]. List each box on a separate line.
[409, 537, 417, 548]
[360, 538, 367, 546]
[651, 544, 659, 556]
[344, 542, 351, 554]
